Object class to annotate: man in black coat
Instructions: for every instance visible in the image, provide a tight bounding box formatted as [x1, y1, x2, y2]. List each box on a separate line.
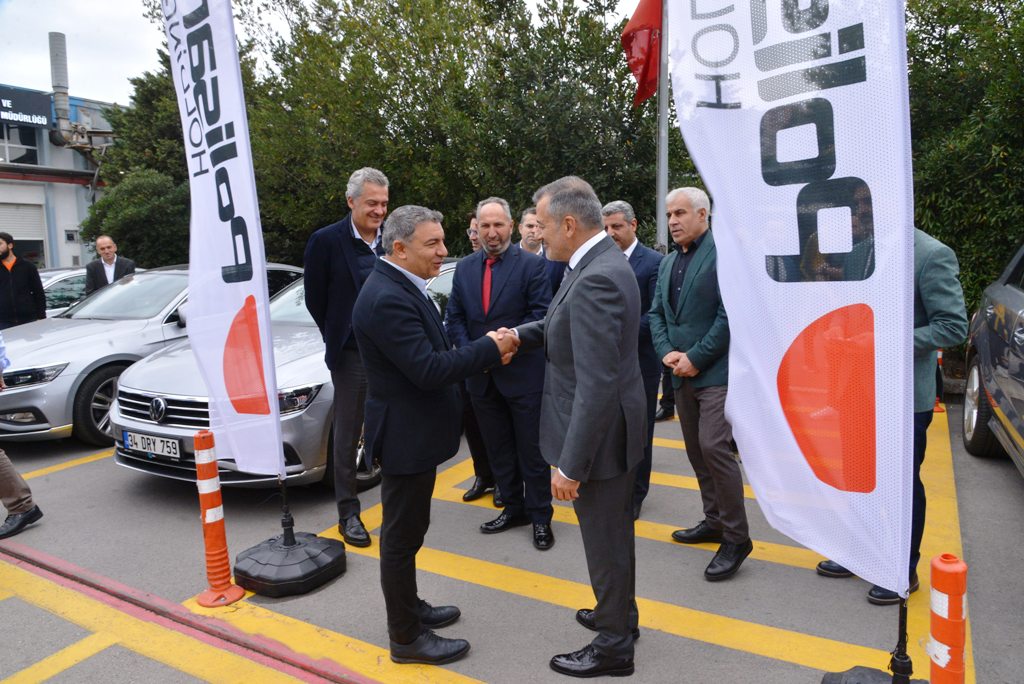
[0, 232, 45, 329]
[304, 167, 390, 548]
[84, 235, 136, 295]
[353, 205, 518, 665]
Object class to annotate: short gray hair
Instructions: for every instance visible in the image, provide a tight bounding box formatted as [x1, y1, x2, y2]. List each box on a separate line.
[475, 197, 513, 222]
[382, 205, 444, 256]
[532, 176, 602, 231]
[601, 200, 635, 224]
[520, 207, 537, 222]
[346, 167, 389, 200]
[666, 187, 711, 216]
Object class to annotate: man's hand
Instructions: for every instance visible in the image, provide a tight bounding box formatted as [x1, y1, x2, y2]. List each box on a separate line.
[486, 330, 520, 364]
[0, 375, 5, 391]
[662, 351, 683, 368]
[672, 352, 699, 377]
[551, 469, 580, 501]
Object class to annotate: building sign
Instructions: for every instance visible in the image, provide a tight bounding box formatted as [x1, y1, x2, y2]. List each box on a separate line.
[0, 86, 50, 128]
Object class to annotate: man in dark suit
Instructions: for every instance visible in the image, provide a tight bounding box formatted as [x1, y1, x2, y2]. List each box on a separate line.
[650, 187, 751, 582]
[304, 167, 389, 548]
[84, 235, 136, 295]
[445, 197, 554, 550]
[0, 233, 45, 329]
[513, 177, 645, 678]
[352, 205, 517, 665]
[602, 201, 663, 520]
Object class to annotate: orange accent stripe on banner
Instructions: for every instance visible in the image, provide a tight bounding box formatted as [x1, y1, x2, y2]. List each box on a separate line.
[777, 304, 876, 493]
[223, 295, 271, 415]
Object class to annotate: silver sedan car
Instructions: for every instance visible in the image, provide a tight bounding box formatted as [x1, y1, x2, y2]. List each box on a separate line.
[110, 263, 458, 488]
[0, 265, 302, 446]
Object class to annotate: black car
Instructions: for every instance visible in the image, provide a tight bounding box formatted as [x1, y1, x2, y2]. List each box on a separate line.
[962, 242, 1024, 477]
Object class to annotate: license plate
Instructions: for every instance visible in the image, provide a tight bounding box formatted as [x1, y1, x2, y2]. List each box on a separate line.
[123, 430, 181, 459]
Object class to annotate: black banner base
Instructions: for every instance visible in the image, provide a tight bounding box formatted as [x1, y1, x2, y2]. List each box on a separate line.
[822, 667, 928, 683]
[234, 532, 346, 598]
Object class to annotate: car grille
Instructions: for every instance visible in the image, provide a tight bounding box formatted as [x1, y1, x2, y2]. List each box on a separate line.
[118, 389, 210, 429]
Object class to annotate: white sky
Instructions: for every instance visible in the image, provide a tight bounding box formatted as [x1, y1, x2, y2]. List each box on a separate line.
[0, 0, 641, 106]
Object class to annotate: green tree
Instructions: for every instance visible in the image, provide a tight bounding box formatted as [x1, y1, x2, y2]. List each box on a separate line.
[80, 169, 190, 268]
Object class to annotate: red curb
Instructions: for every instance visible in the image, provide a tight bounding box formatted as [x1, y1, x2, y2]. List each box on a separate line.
[0, 541, 378, 684]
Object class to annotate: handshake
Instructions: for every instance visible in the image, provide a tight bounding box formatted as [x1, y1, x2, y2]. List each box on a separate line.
[485, 327, 520, 365]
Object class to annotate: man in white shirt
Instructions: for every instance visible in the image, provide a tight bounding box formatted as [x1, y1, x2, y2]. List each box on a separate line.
[84, 235, 136, 295]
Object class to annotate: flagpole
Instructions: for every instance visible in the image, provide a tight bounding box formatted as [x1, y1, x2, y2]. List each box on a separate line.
[655, 0, 669, 252]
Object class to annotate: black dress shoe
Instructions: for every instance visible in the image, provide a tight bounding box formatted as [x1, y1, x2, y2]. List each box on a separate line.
[704, 539, 754, 581]
[867, 573, 920, 606]
[670, 520, 723, 544]
[533, 523, 555, 550]
[462, 477, 494, 502]
[390, 629, 470, 665]
[339, 515, 371, 547]
[575, 609, 640, 641]
[0, 505, 43, 540]
[550, 644, 634, 678]
[816, 559, 854, 578]
[492, 488, 504, 508]
[480, 509, 529, 534]
[418, 600, 461, 628]
[654, 406, 674, 422]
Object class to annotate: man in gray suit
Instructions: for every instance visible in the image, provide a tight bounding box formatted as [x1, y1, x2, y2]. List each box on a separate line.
[513, 176, 646, 678]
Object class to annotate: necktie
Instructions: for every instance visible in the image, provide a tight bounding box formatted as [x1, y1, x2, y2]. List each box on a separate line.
[482, 256, 499, 315]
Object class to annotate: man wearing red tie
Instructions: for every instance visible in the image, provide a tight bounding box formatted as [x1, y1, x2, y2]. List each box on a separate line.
[444, 197, 555, 550]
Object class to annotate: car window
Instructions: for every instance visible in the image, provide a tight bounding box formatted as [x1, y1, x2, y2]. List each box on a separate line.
[1008, 252, 1024, 292]
[45, 274, 86, 309]
[65, 273, 188, 320]
[427, 268, 456, 316]
[269, 280, 315, 325]
[268, 269, 302, 297]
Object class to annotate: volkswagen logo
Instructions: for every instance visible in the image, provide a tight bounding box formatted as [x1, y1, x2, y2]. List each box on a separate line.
[149, 397, 168, 423]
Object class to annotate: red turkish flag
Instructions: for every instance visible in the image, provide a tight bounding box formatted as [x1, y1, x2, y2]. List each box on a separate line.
[621, 0, 662, 106]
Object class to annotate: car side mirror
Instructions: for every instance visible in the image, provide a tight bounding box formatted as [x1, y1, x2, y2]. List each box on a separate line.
[175, 304, 188, 328]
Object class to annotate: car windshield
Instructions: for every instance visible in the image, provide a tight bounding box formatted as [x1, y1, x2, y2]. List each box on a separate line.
[269, 280, 315, 325]
[63, 273, 188, 320]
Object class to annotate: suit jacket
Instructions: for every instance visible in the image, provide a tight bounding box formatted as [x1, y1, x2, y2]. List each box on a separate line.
[913, 229, 967, 412]
[303, 214, 366, 371]
[628, 243, 663, 379]
[518, 235, 646, 482]
[444, 244, 550, 397]
[84, 257, 136, 295]
[352, 260, 502, 475]
[649, 230, 730, 389]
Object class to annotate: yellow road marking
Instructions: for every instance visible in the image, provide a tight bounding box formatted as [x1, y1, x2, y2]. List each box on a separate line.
[649, 471, 757, 499]
[1, 632, 119, 684]
[0, 561, 302, 682]
[185, 598, 481, 684]
[0, 588, 11, 601]
[22, 449, 113, 480]
[653, 436, 684, 449]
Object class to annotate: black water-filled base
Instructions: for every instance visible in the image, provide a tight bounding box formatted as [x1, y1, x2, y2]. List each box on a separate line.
[234, 532, 346, 598]
[821, 667, 928, 683]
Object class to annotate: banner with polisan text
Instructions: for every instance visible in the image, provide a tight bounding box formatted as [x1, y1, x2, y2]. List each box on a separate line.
[668, 1, 914, 595]
[162, 0, 285, 477]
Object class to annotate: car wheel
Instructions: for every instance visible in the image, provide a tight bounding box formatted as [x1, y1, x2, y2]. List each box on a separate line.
[323, 426, 383, 492]
[72, 365, 125, 446]
[962, 356, 1004, 458]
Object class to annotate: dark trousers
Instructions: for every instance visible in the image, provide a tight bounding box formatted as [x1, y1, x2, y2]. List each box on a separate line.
[471, 379, 552, 523]
[675, 383, 749, 543]
[909, 410, 934, 576]
[331, 348, 367, 520]
[659, 367, 675, 410]
[379, 469, 436, 644]
[461, 382, 492, 482]
[633, 371, 660, 506]
[0, 449, 34, 514]
[575, 466, 638, 659]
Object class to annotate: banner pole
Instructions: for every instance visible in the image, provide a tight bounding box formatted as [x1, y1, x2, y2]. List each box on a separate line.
[654, 0, 669, 253]
[889, 598, 913, 682]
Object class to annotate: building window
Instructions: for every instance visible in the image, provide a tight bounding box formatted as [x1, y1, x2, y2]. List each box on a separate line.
[0, 123, 38, 165]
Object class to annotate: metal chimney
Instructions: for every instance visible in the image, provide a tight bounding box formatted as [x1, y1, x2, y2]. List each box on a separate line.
[49, 32, 72, 144]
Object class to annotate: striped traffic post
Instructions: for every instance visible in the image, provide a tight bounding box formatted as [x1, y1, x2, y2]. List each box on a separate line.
[928, 553, 968, 683]
[194, 430, 245, 607]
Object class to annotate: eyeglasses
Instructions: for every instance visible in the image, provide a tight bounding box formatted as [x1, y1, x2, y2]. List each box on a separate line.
[466, 229, 479, 237]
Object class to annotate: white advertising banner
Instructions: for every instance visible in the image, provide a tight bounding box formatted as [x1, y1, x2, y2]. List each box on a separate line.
[668, 0, 914, 594]
[163, 0, 285, 477]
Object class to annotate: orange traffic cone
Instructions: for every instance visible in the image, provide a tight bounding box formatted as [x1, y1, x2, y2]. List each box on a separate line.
[928, 553, 967, 684]
[935, 350, 946, 413]
[193, 430, 245, 607]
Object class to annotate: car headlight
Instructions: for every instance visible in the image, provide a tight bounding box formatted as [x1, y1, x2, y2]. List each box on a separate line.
[3, 363, 69, 389]
[278, 385, 323, 415]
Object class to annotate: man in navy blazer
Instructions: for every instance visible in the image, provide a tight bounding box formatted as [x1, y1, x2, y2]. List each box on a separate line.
[603, 201, 663, 520]
[303, 167, 389, 548]
[445, 197, 555, 550]
[353, 205, 517, 665]
[518, 206, 568, 295]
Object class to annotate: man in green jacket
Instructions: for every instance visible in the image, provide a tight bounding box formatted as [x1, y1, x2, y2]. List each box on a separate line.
[650, 187, 751, 582]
